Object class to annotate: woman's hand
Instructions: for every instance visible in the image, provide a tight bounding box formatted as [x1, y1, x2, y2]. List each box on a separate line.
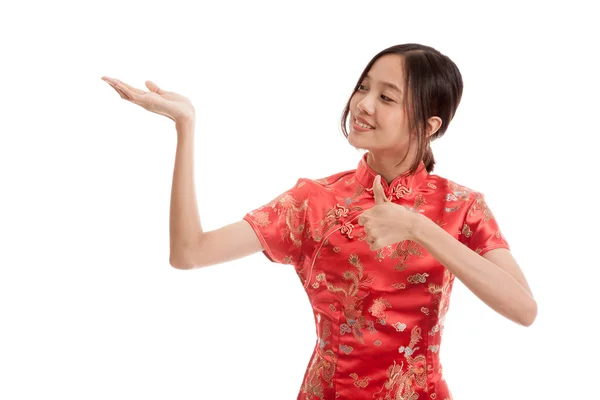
[358, 175, 422, 250]
[101, 77, 195, 124]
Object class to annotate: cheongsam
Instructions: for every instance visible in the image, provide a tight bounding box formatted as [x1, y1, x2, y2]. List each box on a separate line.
[243, 153, 510, 400]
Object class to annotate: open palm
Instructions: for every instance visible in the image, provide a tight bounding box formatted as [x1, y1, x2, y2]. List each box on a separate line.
[102, 77, 195, 123]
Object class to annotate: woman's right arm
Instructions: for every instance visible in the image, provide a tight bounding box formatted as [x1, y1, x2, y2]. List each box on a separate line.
[100, 76, 263, 270]
[169, 118, 264, 270]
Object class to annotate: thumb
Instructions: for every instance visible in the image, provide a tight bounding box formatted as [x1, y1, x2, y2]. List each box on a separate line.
[373, 175, 388, 204]
[145, 80, 163, 94]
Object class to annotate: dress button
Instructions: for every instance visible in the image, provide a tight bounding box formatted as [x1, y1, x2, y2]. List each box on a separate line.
[391, 184, 411, 199]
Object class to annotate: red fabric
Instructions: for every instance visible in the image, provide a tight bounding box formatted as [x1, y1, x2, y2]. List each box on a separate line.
[244, 154, 509, 400]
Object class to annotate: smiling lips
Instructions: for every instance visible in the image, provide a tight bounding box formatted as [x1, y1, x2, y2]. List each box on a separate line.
[354, 116, 375, 130]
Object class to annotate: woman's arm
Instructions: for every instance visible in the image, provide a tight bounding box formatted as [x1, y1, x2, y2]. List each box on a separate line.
[413, 216, 537, 326]
[101, 77, 264, 270]
[168, 119, 264, 269]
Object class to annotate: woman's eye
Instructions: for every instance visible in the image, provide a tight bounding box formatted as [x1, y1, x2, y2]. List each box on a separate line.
[381, 95, 394, 102]
[358, 84, 368, 91]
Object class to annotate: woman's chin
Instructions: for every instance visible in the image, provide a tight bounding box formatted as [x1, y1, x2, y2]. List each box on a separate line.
[348, 132, 370, 150]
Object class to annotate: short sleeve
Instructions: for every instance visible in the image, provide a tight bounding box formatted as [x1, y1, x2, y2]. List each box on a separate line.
[460, 192, 510, 255]
[243, 178, 310, 266]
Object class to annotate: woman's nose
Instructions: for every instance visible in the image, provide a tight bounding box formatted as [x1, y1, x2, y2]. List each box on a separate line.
[357, 95, 375, 115]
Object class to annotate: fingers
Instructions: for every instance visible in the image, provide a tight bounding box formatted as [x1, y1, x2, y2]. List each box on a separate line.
[102, 77, 144, 102]
[367, 237, 379, 251]
[357, 214, 365, 226]
[372, 175, 388, 204]
[111, 78, 145, 95]
[145, 80, 163, 94]
[105, 81, 130, 100]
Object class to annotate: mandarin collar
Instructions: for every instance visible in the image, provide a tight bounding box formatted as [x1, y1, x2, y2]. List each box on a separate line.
[356, 153, 429, 200]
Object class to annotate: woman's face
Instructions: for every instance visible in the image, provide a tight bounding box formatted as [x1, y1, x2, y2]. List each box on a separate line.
[348, 54, 412, 155]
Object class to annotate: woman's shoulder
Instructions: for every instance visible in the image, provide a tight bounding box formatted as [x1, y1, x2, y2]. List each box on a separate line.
[427, 172, 480, 197]
[287, 168, 358, 203]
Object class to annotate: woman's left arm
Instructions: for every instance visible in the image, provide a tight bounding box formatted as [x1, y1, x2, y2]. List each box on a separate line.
[413, 216, 537, 327]
[359, 176, 537, 327]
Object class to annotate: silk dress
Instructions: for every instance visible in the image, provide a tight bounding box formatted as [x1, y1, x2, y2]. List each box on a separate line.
[243, 153, 509, 400]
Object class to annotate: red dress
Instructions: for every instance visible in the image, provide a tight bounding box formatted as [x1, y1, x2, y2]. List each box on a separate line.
[244, 153, 509, 400]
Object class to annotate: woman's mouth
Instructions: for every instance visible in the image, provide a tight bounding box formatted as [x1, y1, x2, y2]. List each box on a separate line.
[353, 118, 375, 131]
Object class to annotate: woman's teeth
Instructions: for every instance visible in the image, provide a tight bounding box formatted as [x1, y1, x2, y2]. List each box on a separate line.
[356, 119, 374, 129]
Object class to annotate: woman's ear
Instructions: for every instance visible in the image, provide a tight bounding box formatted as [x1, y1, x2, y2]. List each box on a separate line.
[426, 116, 442, 138]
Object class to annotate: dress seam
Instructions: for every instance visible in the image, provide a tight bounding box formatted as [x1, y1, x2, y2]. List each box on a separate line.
[426, 279, 436, 396]
[332, 304, 342, 398]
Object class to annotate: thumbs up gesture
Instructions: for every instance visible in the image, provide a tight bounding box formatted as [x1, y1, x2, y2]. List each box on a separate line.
[357, 175, 419, 250]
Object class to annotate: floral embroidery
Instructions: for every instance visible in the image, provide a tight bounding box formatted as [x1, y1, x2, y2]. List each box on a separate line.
[350, 373, 371, 388]
[249, 210, 270, 227]
[468, 193, 494, 222]
[340, 222, 354, 239]
[461, 223, 473, 237]
[268, 192, 309, 247]
[369, 298, 392, 325]
[428, 269, 454, 337]
[244, 154, 508, 400]
[407, 193, 427, 213]
[327, 254, 374, 344]
[376, 240, 424, 271]
[374, 326, 427, 400]
[303, 320, 337, 399]
[333, 203, 349, 219]
[391, 183, 412, 199]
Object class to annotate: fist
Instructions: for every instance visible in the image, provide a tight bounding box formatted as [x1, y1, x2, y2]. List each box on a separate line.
[357, 175, 418, 250]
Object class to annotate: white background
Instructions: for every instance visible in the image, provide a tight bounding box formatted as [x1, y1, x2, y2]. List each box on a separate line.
[1, 1, 598, 399]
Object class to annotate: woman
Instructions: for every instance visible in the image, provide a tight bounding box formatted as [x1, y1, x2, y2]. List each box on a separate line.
[102, 43, 537, 400]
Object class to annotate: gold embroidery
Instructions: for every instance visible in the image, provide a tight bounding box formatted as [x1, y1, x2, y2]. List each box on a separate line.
[250, 210, 270, 227]
[468, 193, 494, 222]
[461, 223, 473, 238]
[340, 222, 354, 239]
[269, 193, 309, 247]
[428, 269, 454, 337]
[382, 240, 424, 271]
[333, 203, 349, 219]
[326, 254, 374, 344]
[374, 326, 427, 400]
[407, 273, 429, 284]
[392, 183, 412, 199]
[446, 182, 471, 202]
[282, 255, 293, 264]
[412, 193, 427, 210]
[350, 373, 371, 388]
[369, 298, 392, 324]
[312, 203, 363, 242]
[302, 320, 336, 399]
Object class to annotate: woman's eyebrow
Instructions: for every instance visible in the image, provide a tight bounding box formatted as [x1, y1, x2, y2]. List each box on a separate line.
[365, 74, 403, 93]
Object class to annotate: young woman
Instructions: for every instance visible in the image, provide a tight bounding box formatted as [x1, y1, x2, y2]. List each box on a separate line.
[103, 43, 536, 400]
